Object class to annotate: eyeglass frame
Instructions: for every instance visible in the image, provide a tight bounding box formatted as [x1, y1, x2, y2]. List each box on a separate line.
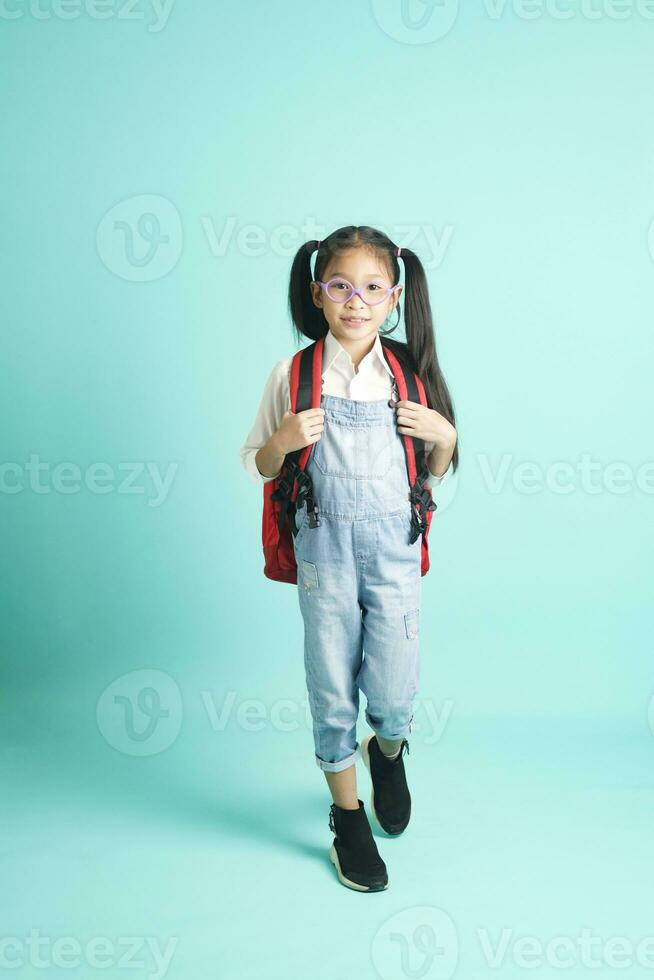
[313, 276, 401, 308]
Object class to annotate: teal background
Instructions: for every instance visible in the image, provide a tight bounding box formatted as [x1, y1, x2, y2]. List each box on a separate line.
[2, 2, 653, 978]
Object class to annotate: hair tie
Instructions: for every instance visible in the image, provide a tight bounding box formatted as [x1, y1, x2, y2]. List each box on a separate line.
[395, 246, 402, 257]
[316, 240, 321, 250]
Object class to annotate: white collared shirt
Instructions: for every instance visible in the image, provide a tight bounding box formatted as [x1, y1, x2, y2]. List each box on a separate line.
[239, 330, 452, 488]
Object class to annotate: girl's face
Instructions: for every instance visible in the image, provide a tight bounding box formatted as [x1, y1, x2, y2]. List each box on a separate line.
[310, 247, 402, 347]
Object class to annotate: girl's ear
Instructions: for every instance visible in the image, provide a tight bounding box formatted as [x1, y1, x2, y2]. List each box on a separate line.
[390, 284, 403, 309]
[309, 281, 323, 309]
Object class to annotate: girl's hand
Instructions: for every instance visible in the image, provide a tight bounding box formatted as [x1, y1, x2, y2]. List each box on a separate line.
[274, 407, 325, 455]
[393, 400, 457, 451]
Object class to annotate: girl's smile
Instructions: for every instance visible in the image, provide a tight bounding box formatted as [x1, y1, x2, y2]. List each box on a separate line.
[341, 315, 370, 327]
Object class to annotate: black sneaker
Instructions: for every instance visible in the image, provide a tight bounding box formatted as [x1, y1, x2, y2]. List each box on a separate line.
[361, 734, 411, 835]
[328, 799, 389, 891]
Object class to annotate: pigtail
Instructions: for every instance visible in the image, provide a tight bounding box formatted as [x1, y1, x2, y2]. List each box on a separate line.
[398, 247, 459, 472]
[288, 239, 329, 344]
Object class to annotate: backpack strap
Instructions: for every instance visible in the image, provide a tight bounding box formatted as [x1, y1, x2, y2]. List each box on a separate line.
[381, 343, 437, 544]
[270, 337, 324, 535]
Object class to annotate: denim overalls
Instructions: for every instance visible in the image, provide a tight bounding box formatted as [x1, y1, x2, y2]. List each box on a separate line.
[292, 392, 422, 773]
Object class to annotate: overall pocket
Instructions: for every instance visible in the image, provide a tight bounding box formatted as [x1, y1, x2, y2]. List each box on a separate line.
[404, 608, 420, 640]
[314, 423, 396, 479]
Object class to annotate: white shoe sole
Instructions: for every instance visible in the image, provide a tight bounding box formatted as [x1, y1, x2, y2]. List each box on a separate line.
[329, 842, 388, 891]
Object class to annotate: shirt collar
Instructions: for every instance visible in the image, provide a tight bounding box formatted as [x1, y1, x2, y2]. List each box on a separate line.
[322, 329, 394, 379]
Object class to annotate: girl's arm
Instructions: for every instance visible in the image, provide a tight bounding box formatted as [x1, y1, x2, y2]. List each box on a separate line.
[425, 443, 455, 485]
[255, 435, 287, 481]
[395, 400, 457, 488]
[239, 358, 292, 483]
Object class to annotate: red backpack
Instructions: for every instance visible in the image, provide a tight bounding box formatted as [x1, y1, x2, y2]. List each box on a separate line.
[262, 336, 438, 583]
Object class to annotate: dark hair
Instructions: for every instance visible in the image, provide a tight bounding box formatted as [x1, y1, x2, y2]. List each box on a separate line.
[288, 224, 458, 474]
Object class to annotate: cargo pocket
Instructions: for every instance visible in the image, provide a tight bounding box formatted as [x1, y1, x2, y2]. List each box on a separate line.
[404, 608, 420, 640]
[300, 559, 319, 594]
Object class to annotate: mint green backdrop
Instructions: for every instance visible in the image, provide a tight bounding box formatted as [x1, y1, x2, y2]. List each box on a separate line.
[2, 2, 653, 979]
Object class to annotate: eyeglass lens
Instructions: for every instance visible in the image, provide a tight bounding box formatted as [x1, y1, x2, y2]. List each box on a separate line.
[325, 278, 391, 306]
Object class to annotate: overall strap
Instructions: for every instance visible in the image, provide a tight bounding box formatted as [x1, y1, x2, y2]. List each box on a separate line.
[270, 336, 324, 534]
[381, 343, 437, 543]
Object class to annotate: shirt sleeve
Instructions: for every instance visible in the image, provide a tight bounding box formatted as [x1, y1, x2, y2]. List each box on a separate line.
[423, 440, 453, 488]
[239, 358, 292, 484]
[425, 460, 453, 488]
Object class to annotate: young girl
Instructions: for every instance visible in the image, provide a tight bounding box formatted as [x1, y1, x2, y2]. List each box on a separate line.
[239, 225, 458, 892]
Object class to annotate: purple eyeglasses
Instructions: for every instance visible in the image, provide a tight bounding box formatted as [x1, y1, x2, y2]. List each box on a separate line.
[314, 277, 400, 307]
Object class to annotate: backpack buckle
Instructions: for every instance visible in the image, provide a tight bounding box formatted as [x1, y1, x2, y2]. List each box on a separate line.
[270, 476, 292, 501]
[296, 483, 321, 529]
[409, 484, 437, 514]
[273, 459, 321, 535]
[408, 479, 438, 541]
[271, 458, 302, 502]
